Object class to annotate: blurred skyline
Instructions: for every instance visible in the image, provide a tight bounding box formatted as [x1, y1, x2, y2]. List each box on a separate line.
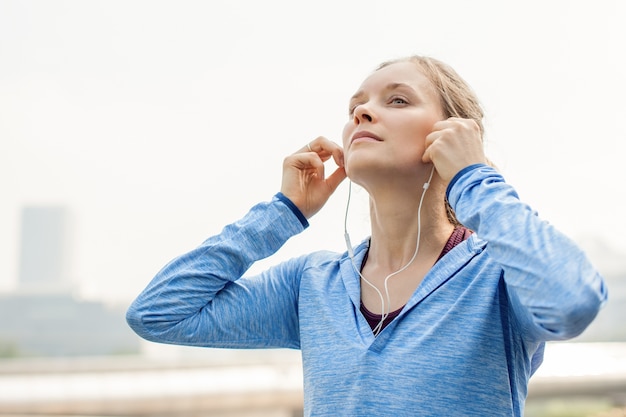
[1, 0, 625, 304]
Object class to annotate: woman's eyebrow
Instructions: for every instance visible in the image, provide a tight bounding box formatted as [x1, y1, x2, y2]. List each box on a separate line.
[349, 90, 366, 103]
[349, 82, 416, 103]
[384, 82, 415, 93]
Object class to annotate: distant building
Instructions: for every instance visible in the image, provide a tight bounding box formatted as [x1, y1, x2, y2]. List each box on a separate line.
[0, 205, 140, 357]
[18, 206, 72, 294]
[0, 293, 139, 357]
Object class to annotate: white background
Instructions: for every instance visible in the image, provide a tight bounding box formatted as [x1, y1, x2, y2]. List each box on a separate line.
[1, 0, 625, 304]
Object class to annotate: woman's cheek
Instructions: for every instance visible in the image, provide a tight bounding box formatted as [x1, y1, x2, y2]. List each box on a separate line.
[341, 123, 353, 149]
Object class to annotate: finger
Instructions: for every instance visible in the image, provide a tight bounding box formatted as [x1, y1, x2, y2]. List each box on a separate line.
[430, 119, 451, 134]
[283, 152, 324, 176]
[423, 130, 440, 163]
[298, 136, 342, 156]
[431, 117, 468, 135]
[292, 150, 326, 180]
[314, 155, 326, 180]
[296, 136, 326, 154]
[422, 147, 431, 164]
[331, 146, 344, 167]
[424, 130, 438, 149]
[312, 137, 344, 161]
[325, 166, 347, 193]
[296, 142, 315, 154]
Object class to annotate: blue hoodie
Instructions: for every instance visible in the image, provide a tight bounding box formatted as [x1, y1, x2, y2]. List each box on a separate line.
[127, 164, 607, 416]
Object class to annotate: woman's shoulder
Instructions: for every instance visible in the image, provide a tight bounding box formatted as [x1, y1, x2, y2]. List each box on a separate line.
[301, 248, 347, 268]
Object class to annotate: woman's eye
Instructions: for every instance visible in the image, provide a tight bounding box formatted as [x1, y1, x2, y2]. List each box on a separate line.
[348, 103, 362, 116]
[390, 97, 408, 105]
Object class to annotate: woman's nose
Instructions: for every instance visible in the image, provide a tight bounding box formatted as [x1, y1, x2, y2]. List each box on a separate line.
[353, 104, 373, 124]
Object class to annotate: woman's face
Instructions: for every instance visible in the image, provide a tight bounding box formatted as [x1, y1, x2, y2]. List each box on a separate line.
[342, 61, 445, 182]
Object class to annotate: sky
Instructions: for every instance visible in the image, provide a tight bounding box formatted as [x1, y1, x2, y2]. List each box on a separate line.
[1, 0, 625, 304]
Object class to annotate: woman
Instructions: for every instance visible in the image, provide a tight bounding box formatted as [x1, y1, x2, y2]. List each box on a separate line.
[127, 55, 607, 416]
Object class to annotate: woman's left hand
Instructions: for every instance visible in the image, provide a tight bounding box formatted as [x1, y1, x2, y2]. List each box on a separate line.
[422, 117, 487, 184]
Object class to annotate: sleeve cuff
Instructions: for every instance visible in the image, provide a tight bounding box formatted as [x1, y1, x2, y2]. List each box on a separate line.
[275, 192, 309, 229]
[446, 163, 488, 200]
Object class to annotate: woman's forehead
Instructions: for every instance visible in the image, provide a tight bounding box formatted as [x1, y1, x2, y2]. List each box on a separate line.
[351, 61, 437, 100]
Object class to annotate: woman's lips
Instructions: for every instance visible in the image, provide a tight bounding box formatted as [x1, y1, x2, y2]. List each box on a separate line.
[351, 131, 382, 145]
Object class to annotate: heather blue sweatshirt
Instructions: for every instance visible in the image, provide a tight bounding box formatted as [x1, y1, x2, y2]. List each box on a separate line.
[127, 164, 607, 416]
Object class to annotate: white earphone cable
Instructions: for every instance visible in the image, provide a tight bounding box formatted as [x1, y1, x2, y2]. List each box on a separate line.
[344, 166, 435, 336]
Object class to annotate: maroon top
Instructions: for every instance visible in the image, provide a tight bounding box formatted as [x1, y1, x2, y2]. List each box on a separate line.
[360, 227, 473, 332]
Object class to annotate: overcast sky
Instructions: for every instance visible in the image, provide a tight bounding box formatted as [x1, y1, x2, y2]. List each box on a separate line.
[1, 0, 625, 304]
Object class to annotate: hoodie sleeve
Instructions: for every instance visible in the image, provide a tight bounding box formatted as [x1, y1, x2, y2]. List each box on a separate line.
[125, 194, 307, 349]
[447, 164, 607, 342]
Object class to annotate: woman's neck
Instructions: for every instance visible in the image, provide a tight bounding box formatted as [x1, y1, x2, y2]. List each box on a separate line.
[365, 176, 453, 271]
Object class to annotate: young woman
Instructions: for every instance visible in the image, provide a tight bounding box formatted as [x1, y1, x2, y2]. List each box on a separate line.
[127, 55, 607, 416]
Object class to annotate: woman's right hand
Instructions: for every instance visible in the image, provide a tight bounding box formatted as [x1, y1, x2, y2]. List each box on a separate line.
[280, 136, 346, 219]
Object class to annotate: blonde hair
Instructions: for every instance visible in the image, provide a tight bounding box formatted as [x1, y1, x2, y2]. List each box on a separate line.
[377, 55, 486, 227]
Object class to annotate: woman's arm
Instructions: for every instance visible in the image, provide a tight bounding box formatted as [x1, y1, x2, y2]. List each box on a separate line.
[447, 164, 607, 341]
[126, 194, 307, 349]
[127, 137, 345, 349]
